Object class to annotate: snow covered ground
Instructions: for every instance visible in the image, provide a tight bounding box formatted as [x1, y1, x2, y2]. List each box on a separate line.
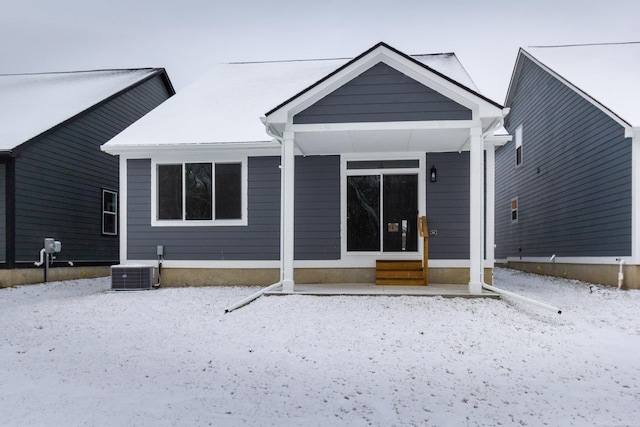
[1, 268, 639, 426]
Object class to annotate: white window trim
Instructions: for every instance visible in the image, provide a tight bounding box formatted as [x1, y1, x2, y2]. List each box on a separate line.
[151, 156, 248, 227]
[102, 188, 118, 236]
[511, 196, 519, 223]
[340, 152, 425, 261]
[515, 124, 523, 168]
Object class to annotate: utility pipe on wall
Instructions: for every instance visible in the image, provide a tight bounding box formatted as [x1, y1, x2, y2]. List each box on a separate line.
[616, 258, 625, 289]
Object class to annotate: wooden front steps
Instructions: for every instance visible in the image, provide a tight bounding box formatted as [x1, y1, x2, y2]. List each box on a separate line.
[376, 260, 426, 286]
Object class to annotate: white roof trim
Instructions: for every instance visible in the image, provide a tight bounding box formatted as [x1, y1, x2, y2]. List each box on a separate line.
[508, 48, 632, 131]
[265, 44, 504, 126]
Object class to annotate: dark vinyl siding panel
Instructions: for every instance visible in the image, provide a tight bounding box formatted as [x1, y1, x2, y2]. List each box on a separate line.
[495, 56, 632, 258]
[127, 157, 282, 261]
[294, 156, 340, 260]
[294, 62, 472, 124]
[13, 75, 172, 263]
[0, 163, 5, 262]
[426, 152, 470, 259]
[127, 156, 342, 262]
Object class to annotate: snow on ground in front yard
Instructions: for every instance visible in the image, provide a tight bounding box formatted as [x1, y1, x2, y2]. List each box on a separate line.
[1, 268, 639, 426]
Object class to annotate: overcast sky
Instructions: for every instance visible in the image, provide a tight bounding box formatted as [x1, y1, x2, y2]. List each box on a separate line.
[1, 0, 638, 102]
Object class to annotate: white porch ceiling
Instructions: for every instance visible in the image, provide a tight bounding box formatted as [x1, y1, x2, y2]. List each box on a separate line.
[292, 127, 472, 155]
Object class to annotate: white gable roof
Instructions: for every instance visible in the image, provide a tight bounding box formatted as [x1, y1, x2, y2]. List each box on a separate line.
[0, 69, 161, 151]
[102, 50, 483, 151]
[516, 43, 640, 127]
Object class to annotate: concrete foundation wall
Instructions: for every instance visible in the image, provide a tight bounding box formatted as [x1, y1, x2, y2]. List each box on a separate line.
[1, 266, 495, 288]
[159, 268, 280, 287]
[0, 266, 110, 288]
[138, 267, 493, 287]
[504, 261, 640, 289]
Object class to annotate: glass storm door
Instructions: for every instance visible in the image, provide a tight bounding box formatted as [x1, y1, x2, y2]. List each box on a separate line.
[347, 174, 418, 252]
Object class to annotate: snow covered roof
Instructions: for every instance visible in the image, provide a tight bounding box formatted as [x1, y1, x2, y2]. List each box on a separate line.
[102, 50, 484, 151]
[0, 69, 164, 152]
[512, 42, 640, 127]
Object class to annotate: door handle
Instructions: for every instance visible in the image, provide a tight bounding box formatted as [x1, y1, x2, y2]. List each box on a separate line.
[401, 219, 407, 251]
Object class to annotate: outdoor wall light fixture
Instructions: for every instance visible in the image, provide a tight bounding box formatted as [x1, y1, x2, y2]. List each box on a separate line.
[430, 165, 437, 182]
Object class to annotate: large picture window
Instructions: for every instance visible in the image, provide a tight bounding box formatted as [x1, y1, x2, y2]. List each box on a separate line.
[102, 189, 118, 235]
[156, 161, 244, 224]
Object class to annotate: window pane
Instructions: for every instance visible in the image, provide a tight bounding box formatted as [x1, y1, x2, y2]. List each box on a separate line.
[185, 163, 212, 220]
[347, 160, 419, 169]
[347, 175, 380, 251]
[103, 213, 117, 235]
[215, 163, 242, 219]
[158, 164, 183, 219]
[103, 190, 117, 213]
[102, 189, 118, 235]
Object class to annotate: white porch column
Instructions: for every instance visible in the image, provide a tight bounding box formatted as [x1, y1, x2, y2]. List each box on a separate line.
[469, 127, 484, 294]
[281, 130, 295, 292]
[485, 143, 496, 274]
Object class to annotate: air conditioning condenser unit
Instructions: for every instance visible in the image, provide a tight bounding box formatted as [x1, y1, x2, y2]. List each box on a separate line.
[111, 265, 154, 290]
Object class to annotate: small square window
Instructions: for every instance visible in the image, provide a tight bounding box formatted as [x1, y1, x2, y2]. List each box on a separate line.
[102, 189, 118, 235]
[511, 197, 518, 223]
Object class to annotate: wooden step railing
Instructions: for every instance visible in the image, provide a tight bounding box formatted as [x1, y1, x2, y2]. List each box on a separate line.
[418, 215, 428, 285]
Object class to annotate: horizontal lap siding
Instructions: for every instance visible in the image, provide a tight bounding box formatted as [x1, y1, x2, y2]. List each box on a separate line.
[293, 62, 471, 124]
[0, 163, 5, 262]
[127, 157, 281, 261]
[495, 56, 632, 258]
[13, 75, 172, 263]
[426, 152, 470, 259]
[295, 156, 340, 260]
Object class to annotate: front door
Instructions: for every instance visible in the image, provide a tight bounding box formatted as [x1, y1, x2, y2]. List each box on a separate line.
[383, 174, 418, 252]
[347, 173, 418, 252]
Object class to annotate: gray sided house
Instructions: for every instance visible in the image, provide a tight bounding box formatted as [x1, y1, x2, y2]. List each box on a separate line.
[103, 42, 509, 294]
[496, 43, 640, 288]
[0, 69, 174, 286]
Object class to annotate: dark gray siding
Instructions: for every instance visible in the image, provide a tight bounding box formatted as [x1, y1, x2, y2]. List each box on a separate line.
[495, 55, 632, 259]
[13, 74, 173, 263]
[0, 163, 5, 263]
[127, 157, 282, 260]
[128, 155, 342, 261]
[294, 62, 472, 124]
[426, 152, 470, 259]
[295, 155, 340, 260]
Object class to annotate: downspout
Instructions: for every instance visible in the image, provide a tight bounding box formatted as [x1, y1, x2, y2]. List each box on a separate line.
[225, 281, 283, 313]
[483, 283, 562, 314]
[223, 120, 288, 312]
[262, 119, 287, 285]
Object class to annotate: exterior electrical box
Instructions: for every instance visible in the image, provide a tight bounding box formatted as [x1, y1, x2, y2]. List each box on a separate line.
[110, 265, 154, 290]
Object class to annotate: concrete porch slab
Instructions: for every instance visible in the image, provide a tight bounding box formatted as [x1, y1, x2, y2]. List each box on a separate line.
[265, 283, 499, 299]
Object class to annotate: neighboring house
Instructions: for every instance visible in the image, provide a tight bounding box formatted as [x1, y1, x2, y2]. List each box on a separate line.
[496, 42, 640, 288]
[102, 42, 509, 293]
[0, 68, 175, 286]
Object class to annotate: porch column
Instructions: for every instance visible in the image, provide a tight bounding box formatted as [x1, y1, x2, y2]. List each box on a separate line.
[485, 143, 495, 276]
[281, 130, 295, 292]
[469, 127, 484, 294]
